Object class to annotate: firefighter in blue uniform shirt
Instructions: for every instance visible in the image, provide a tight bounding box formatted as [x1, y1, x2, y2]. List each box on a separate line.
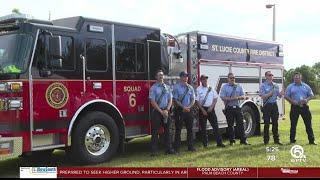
[285, 72, 317, 145]
[220, 73, 250, 146]
[259, 71, 283, 145]
[196, 74, 225, 148]
[149, 69, 175, 156]
[173, 71, 196, 153]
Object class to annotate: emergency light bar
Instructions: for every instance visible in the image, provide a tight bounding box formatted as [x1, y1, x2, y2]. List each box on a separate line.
[0, 13, 33, 24]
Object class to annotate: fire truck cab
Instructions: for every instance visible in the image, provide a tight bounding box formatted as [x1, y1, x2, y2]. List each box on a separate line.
[0, 14, 164, 163]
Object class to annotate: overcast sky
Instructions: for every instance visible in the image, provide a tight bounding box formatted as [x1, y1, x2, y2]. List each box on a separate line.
[1, 0, 319, 70]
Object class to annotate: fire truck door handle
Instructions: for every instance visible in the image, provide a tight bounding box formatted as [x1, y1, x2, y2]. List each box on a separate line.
[80, 54, 86, 94]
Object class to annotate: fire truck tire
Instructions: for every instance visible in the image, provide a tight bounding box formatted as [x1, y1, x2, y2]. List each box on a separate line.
[71, 111, 119, 164]
[241, 105, 257, 137]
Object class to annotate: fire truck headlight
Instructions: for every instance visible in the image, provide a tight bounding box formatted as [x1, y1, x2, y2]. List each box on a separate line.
[0, 83, 8, 93]
[8, 99, 22, 110]
[0, 99, 7, 111]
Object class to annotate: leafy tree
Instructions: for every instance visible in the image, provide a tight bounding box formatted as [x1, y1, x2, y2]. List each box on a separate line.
[312, 62, 320, 78]
[284, 68, 295, 87]
[284, 65, 318, 95]
[312, 62, 320, 95]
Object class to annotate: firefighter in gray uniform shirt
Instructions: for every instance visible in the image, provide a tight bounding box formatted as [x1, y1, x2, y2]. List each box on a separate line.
[149, 69, 175, 156]
[259, 71, 283, 145]
[285, 72, 317, 145]
[172, 71, 196, 153]
[219, 73, 250, 146]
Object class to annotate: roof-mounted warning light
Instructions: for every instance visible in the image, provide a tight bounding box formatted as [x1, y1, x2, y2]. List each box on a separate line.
[200, 35, 207, 44]
[0, 13, 34, 24]
[0, 13, 52, 26]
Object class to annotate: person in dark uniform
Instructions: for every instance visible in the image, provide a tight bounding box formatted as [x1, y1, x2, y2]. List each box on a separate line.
[285, 72, 317, 145]
[219, 72, 250, 146]
[149, 69, 175, 156]
[259, 71, 283, 145]
[173, 71, 196, 153]
[196, 74, 225, 148]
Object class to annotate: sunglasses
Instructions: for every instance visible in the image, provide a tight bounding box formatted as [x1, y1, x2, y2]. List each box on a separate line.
[229, 77, 235, 79]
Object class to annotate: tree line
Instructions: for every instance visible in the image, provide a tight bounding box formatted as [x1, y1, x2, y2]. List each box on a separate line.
[284, 62, 320, 95]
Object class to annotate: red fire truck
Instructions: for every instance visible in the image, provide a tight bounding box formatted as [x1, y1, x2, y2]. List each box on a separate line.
[0, 14, 284, 163]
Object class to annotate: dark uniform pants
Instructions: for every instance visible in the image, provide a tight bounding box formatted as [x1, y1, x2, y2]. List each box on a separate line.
[225, 106, 246, 143]
[174, 111, 194, 151]
[290, 105, 315, 143]
[151, 109, 172, 153]
[263, 103, 280, 143]
[199, 107, 223, 146]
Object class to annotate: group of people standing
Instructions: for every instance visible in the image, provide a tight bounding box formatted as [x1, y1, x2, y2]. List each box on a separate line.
[260, 71, 316, 146]
[149, 69, 316, 156]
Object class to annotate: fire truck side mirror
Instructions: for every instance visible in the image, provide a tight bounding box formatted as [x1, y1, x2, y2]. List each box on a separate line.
[39, 69, 52, 77]
[51, 59, 62, 69]
[49, 36, 62, 57]
[49, 36, 63, 69]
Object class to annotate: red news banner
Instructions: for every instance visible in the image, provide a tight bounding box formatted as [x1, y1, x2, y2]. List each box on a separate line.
[58, 167, 187, 178]
[57, 167, 320, 178]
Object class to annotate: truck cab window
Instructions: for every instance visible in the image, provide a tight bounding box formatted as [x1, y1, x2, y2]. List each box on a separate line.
[0, 49, 8, 60]
[136, 43, 145, 72]
[33, 34, 75, 71]
[116, 41, 145, 73]
[57, 36, 75, 71]
[85, 38, 107, 71]
[33, 35, 47, 71]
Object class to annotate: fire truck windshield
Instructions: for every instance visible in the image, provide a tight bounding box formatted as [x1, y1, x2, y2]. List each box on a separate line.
[0, 33, 33, 74]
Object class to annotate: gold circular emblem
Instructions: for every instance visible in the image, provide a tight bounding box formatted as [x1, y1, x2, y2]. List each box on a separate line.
[46, 82, 69, 109]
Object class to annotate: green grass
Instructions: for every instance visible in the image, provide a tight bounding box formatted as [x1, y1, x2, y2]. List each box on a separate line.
[1, 100, 320, 177]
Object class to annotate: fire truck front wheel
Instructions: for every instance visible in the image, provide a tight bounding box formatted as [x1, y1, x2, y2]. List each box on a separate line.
[71, 111, 119, 164]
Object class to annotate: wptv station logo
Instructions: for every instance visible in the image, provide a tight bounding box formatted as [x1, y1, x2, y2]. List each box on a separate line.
[20, 167, 57, 178]
[290, 145, 307, 162]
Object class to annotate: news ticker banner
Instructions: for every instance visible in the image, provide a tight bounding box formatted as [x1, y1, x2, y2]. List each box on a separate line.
[20, 167, 320, 178]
